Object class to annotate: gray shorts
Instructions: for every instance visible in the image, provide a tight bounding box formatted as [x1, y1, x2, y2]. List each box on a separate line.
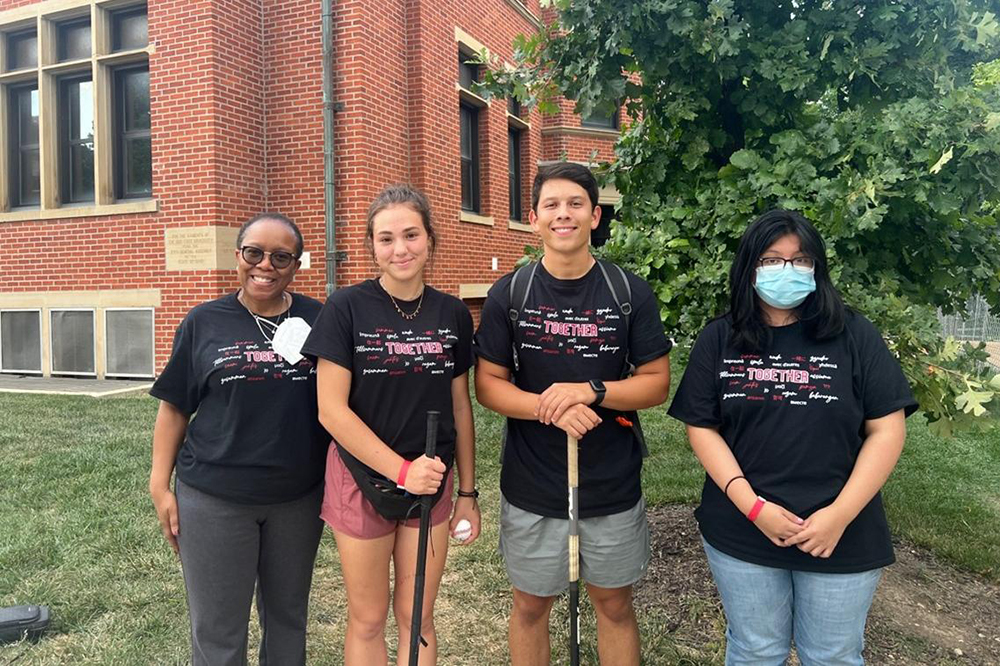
[499, 493, 650, 597]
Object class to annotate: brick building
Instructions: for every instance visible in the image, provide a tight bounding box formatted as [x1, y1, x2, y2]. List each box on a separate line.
[0, 0, 623, 378]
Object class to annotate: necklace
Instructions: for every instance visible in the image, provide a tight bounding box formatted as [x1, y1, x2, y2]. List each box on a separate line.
[238, 291, 289, 344]
[380, 277, 424, 320]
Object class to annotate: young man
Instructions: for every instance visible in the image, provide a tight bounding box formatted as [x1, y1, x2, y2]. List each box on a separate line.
[474, 162, 672, 665]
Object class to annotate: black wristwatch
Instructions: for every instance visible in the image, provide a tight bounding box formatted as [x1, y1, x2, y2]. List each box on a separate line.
[589, 379, 606, 406]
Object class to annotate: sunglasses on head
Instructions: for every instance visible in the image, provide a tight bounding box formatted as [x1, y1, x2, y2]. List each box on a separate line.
[240, 246, 297, 269]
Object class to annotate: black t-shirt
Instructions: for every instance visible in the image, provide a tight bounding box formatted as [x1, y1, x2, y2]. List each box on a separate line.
[301, 280, 473, 477]
[474, 261, 672, 519]
[150, 292, 329, 504]
[668, 312, 918, 572]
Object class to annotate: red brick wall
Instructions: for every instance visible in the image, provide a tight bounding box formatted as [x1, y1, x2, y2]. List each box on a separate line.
[0, 0, 625, 371]
[260, 0, 328, 296]
[0, 0, 262, 371]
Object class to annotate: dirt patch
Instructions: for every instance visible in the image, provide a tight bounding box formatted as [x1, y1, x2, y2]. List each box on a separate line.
[637, 505, 1000, 665]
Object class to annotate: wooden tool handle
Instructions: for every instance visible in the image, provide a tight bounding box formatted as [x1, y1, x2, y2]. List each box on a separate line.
[567, 433, 579, 582]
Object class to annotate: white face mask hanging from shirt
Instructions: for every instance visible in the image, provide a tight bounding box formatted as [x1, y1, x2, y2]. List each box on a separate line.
[271, 317, 312, 364]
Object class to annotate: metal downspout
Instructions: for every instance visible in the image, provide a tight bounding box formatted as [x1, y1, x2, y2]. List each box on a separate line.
[322, 0, 337, 295]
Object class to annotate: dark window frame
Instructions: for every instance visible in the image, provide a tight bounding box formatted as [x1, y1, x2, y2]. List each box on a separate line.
[56, 18, 92, 62]
[6, 29, 38, 71]
[59, 74, 96, 204]
[581, 103, 621, 130]
[8, 84, 41, 207]
[460, 102, 480, 213]
[508, 127, 523, 222]
[458, 50, 479, 90]
[113, 65, 152, 199]
[111, 5, 149, 52]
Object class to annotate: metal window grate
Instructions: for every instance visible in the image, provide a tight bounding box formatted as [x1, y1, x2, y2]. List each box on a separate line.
[106, 309, 154, 377]
[0, 310, 42, 373]
[50, 309, 95, 375]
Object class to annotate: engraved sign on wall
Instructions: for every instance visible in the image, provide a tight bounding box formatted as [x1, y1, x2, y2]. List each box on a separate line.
[164, 227, 239, 271]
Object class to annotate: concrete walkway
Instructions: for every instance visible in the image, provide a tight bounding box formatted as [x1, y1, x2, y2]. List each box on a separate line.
[0, 374, 153, 397]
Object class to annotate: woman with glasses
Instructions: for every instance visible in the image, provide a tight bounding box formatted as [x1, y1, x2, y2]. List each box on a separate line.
[668, 209, 917, 665]
[149, 213, 328, 666]
[301, 184, 479, 665]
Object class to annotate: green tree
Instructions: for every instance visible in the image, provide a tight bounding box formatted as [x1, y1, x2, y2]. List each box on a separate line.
[478, 0, 1000, 434]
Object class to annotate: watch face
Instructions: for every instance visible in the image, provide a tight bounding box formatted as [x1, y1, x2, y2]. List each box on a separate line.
[590, 379, 606, 392]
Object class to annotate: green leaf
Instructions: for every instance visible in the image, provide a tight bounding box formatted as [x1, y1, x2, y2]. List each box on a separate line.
[820, 34, 834, 61]
[729, 149, 758, 170]
[973, 11, 999, 46]
[941, 337, 962, 362]
[929, 146, 954, 175]
[956, 390, 993, 417]
[989, 374, 1000, 391]
[927, 417, 953, 439]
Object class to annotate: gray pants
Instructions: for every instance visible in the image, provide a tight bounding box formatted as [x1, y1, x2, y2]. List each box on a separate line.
[176, 479, 324, 666]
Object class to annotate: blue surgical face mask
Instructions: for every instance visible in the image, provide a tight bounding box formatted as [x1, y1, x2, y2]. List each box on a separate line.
[753, 264, 816, 310]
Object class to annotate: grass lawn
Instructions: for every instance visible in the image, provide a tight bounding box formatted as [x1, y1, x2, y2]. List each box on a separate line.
[0, 389, 997, 664]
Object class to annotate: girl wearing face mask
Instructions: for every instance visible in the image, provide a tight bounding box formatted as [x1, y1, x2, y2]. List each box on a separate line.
[668, 209, 917, 666]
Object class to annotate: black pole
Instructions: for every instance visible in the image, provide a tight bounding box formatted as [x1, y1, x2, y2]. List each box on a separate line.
[568, 434, 580, 666]
[408, 410, 439, 666]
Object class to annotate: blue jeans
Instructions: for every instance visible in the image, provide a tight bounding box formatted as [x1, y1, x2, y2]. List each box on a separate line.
[703, 539, 882, 666]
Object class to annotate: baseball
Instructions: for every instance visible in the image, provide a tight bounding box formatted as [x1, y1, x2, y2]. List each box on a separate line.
[452, 518, 473, 542]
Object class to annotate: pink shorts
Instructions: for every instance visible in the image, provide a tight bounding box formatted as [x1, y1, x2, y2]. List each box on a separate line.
[321, 443, 454, 540]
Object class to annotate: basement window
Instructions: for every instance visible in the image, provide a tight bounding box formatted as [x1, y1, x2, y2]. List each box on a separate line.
[105, 308, 154, 378]
[50, 309, 96, 376]
[0, 310, 42, 374]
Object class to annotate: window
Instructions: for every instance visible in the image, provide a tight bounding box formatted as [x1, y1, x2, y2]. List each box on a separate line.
[1, 4, 152, 215]
[0, 310, 42, 374]
[50, 309, 96, 376]
[112, 7, 148, 52]
[458, 51, 479, 90]
[60, 76, 96, 203]
[57, 18, 91, 62]
[115, 67, 151, 198]
[581, 104, 621, 130]
[460, 103, 480, 213]
[6, 29, 37, 71]
[105, 308, 154, 377]
[508, 97, 521, 118]
[508, 128, 522, 221]
[9, 85, 40, 207]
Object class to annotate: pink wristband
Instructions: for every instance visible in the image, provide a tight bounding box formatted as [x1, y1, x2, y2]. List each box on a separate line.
[396, 460, 412, 489]
[747, 496, 767, 522]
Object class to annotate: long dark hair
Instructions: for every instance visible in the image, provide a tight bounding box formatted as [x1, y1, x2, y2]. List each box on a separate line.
[729, 209, 845, 352]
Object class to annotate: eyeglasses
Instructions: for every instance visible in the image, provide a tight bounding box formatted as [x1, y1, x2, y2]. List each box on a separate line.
[757, 256, 815, 274]
[240, 246, 297, 269]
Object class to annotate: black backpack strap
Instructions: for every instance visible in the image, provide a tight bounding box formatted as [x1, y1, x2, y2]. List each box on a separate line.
[506, 261, 539, 373]
[595, 259, 633, 372]
[595, 260, 649, 458]
[501, 261, 539, 464]
[595, 259, 632, 316]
